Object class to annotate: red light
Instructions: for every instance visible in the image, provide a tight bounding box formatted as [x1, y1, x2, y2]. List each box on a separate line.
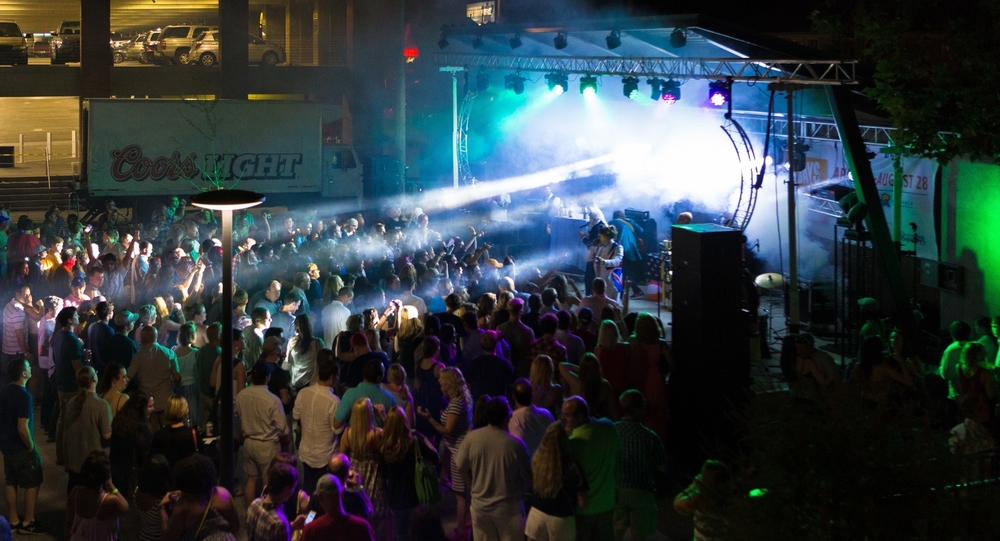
[403, 47, 419, 58]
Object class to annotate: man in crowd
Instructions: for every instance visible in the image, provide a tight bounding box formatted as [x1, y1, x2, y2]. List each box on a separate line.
[236, 360, 288, 506]
[293, 355, 341, 495]
[464, 330, 516, 402]
[52, 306, 83, 467]
[508, 378, 554, 456]
[613, 390, 667, 541]
[939, 320, 972, 399]
[196, 323, 222, 423]
[105, 310, 139, 370]
[340, 333, 388, 390]
[2, 285, 34, 386]
[85, 301, 115, 376]
[334, 359, 395, 428]
[272, 292, 301, 339]
[527, 313, 567, 367]
[0, 359, 47, 535]
[555, 310, 586, 365]
[563, 395, 621, 541]
[242, 307, 272, 370]
[322, 287, 353, 347]
[496, 298, 534, 377]
[127, 326, 181, 431]
[577, 278, 620, 334]
[300, 475, 375, 541]
[456, 396, 532, 541]
[245, 462, 298, 541]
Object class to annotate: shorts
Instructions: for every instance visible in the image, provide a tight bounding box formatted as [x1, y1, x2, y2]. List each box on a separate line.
[243, 438, 279, 478]
[524, 507, 576, 541]
[3, 447, 43, 489]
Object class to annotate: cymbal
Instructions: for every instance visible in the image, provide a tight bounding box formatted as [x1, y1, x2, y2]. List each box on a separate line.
[755, 273, 784, 289]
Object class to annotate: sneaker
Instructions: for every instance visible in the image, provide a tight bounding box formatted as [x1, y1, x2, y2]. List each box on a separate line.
[19, 522, 49, 535]
[9, 522, 21, 533]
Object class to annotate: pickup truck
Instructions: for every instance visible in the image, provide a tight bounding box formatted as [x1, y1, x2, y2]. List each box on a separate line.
[50, 20, 80, 64]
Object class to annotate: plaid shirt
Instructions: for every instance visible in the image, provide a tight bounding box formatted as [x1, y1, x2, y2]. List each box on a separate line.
[527, 335, 567, 366]
[246, 498, 290, 541]
[615, 418, 666, 492]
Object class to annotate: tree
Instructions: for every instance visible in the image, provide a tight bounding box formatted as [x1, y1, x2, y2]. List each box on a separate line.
[813, 0, 1000, 163]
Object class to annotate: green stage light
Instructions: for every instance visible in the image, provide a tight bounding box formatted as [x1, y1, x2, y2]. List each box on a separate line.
[580, 75, 598, 96]
[546, 73, 568, 95]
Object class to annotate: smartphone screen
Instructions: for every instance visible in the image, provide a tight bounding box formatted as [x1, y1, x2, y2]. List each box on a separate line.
[84, 225, 94, 234]
[305, 511, 316, 525]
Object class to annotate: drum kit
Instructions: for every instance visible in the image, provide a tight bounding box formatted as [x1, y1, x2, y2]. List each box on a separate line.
[755, 272, 785, 347]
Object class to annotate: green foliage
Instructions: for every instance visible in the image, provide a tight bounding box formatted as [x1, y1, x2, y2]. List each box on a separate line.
[812, 0, 1000, 163]
[177, 98, 244, 191]
[712, 388, 1000, 541]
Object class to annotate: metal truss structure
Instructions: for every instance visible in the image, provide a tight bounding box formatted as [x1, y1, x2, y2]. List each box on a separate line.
[732, 113, 896, 146]
[459, 90, 477, 185]
[720, 117, 760, 231]
[434, 54, 858, 85]
[807, 197, 846, 219]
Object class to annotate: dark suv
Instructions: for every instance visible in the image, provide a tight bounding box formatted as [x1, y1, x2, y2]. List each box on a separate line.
[50, 20, 80, 64]
[0, 20, 28, 65]
[156, 24, 215, 65]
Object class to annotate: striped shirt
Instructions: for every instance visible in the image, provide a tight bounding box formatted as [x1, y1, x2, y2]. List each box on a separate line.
[615, 418, 666, 492]
[2, 299, 26, 355]
[246, 498, 290, 541]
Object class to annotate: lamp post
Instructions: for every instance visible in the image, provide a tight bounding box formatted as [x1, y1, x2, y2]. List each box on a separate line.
[189, 189, 265, 490]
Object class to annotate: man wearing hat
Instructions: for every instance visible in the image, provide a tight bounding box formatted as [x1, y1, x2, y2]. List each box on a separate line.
[300, 474, 374, 541]
[63, 276, 91, 309]
[235, 360, 287, 508]
[105, 310, 139, 371]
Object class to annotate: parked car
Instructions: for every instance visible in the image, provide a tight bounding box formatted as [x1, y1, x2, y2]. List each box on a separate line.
[110, 32, 128, 49]
[0, 20, 28, 65]
[114, 34, 145, 63]
[156, 24, 215, 65]
[32, 38, 51, 57]
[140, 30, 160, 64]
[190, 31, 286, 67]
[50, 20, 80, 64]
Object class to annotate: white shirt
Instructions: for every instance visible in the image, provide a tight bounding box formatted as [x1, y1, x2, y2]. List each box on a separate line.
[292, 384, 341, 468]
[235, 384, 286, 443]
[322, 301, 351, 347]
[508, 404, 554, 457]
[398, 292, 427, 318]
[2, 299, 26, 355]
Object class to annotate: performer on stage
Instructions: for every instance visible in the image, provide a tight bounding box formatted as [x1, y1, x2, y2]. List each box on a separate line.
[587, 225, 625, 300]
[609, 211, 645, 299]
[578, 203, 607, 296]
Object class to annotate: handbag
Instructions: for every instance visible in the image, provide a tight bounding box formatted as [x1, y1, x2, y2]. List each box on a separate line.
[413, 435, 441, 505]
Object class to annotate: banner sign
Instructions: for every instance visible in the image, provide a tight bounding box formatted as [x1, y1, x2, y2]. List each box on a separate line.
[802, 140, 938, 259]
[87, 100, 322, 196]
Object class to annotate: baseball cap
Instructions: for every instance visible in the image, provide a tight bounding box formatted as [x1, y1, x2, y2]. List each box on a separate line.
[71, 276, 86, 288]
[34, 244, 48, 255]
[314, 473, 342, 498]
[251, 360, 274, 379]
[114, 310, 139, 328]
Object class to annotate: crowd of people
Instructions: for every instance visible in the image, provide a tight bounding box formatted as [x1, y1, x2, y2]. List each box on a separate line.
[0, 199, 674, 541]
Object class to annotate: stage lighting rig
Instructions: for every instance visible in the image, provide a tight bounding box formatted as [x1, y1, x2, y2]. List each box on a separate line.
[622, 77, 640, 100]
[509, 34, 522, 49]
[708, 80, 730, 107]
[546, 73, 568, 95]
[670, 28, 687, 48]
[553, 32, 568, 50]
[476, 71, 490, 91]
[580, 75, 598, 96]
[647, 78, 664, 100]
[606, 29, 621, 50]
[661, 79, 680, 104]
[505, 73, 526, 94]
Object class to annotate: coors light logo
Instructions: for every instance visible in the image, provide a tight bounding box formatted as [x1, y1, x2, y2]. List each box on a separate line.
[110, 144, 304, 182]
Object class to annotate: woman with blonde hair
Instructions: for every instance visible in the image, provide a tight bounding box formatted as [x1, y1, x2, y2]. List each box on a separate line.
[322, 274, 345, 303]
[417, 367, 473, 541]
[341, 398, 392, 539]
[530, 355, 563, 418]
[594, 319, 630, 398]
[477, 292, 497, 330]
[149, 395, 201, 470]
[627, 313, 672, 443]
[525, 423, 588, 541]
[152, 295, 185, 348]
[394, 303, 423, 374]
[380, 407, 439, 541]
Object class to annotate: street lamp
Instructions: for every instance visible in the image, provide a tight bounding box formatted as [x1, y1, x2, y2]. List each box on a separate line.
[189, 189, 265, 490]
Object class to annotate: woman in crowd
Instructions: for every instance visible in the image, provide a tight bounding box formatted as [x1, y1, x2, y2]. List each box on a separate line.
[851, 336, 914, 408]
[394, 303, 423, 375]
[476, 293, 497, 330]
[173, 323, 201, 428]
[560, 353, 617, 420]
[109, 391, 154, 498]
[149, 395, 201, 470]
[67, 451, 129, 541]
[438, 324, 460, 367]
[341, 398, 392, 540]
[417, 367, 472, 541]
[627, 313, 672, 442]
[159, 454, 240, 541]
[382, 363, 415, 428]
[958, 341, 994, 419]
[530, 355, 563, 419]
[525, 423, 588, 541]
[381, 407, 439, 541]
[135, 455, 171, 541]
[98, 362, 129, 418]
[153, 295, 185, 348]
[594, 320, 630, 398]
[779, 335, 827, 404]
[288, 314, 325, 391]
[186, 303, 209, 348]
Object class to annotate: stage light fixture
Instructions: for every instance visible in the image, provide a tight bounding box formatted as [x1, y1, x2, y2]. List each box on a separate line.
[670, 28, 687, 48]
[646, 78, 664, 100]
[476, 71, 490, 92]
[580, 75, 598, 96]
[553, 32, 568, 50]
[606, 29, 621, 50]
[545, 73, 568, 95]
[661, 79, 681, 104]
[708, 80, 730, 107]
[622, 77, 640, 100]
[505, 73, 526, 94]
[472, 35, 484, 49]
[509, 34, 522, 49]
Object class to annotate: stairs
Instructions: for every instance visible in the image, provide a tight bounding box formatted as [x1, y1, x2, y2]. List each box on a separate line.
[0, 176, 81, 213]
